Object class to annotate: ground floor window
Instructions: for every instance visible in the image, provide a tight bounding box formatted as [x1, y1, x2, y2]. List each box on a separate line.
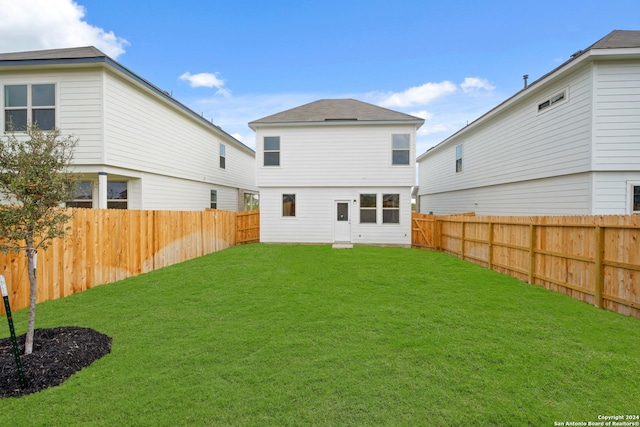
[210, 190, 217, 209]
[382, 194, 400, 223]
[66, 181, 93, 208]
[282, 194, 296, 217]
[633, 185, 640, 213]
[107, 181, 127, 209]
[360, 193, 377, 223]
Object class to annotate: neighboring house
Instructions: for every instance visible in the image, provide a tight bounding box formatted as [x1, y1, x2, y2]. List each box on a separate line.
[249, 99, 424, 246]
[0, 46, 257, 211]
[417, 30, 640, 216]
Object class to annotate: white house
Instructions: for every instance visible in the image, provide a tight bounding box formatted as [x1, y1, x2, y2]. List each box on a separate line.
[249, 99, 424, 246]
[0, 46, 257, 211]
[417, 30, 640, 216]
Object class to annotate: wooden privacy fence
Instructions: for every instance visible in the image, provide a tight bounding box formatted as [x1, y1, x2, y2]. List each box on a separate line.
[1, 208, 259, 313]
[413, 213, 640, 319]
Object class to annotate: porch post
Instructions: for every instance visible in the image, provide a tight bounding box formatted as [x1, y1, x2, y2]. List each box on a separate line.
[97, 172, 108, 209]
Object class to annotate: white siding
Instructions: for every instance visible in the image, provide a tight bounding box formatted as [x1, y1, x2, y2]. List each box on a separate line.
[593, 60, 640, 170]
[419, 173, 592, 216]
[256, 124, 416, 188]
[419, 64, 593, 196]
[138, 173, 239, 211]
[260, 187, 412, 246]
[592, 171, 640, 214]
[0, 69, 104, 164]
[103, 71, 255, 194]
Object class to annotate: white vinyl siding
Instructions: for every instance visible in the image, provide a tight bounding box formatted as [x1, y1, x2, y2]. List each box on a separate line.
[591, 171, 640, 214]
[136, 172, 239, 211]
[593, 61, 640, 171]
[419, 173, 592, 216]
[256, 125, 416, 188]
[260, 187, 412, 245]
[0, 69, 104, 164]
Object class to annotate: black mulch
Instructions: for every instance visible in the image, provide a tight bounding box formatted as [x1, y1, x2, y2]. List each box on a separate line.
[0, 326, 112, 398]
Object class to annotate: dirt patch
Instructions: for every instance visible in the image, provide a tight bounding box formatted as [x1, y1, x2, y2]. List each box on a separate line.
[0, 326, 112, 398]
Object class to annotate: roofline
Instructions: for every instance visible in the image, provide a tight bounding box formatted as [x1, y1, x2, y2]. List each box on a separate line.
[249, 118, 425, 131]
[0, 50, 255, 155]
[416, 45, 640, 161]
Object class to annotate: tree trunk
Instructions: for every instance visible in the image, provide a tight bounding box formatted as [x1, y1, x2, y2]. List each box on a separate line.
[25, 246, 37, 355]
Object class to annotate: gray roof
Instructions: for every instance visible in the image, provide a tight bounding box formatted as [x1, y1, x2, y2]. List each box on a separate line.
[249, 99, 424, 127]
[590, 30, 640, 50]
[0, 46, 106, 61]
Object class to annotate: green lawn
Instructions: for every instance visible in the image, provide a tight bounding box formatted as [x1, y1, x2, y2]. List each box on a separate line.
[1, 244, 639, 426]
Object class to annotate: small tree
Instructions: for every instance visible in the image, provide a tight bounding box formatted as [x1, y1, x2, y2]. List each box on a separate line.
[0, 123, 78, 355]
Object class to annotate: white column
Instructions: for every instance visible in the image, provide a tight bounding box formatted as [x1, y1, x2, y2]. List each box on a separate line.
[97, 172, 108, 209]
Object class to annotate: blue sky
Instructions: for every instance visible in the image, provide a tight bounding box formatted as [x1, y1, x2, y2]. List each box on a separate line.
[1, 0, 639, 154]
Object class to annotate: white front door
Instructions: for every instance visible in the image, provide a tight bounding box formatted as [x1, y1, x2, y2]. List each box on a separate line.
[334, 200, 351, 242]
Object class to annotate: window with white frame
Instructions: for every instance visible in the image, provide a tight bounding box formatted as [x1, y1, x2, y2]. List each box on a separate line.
[282, 194, 295, 217]
[382, 194, 400, 224]
[66, 181, 93, 208]
[219, 143, 226, 169]
[107, 181, 128, 209]
[455, 144, 463, 173]
[264, 136, 280, 166]
[631, 184, 640, 214]
[210, 190, 217, 209]
[4, 84, 56, 131]
[392, 134, 410, 165]
[360, 193, 377, 223]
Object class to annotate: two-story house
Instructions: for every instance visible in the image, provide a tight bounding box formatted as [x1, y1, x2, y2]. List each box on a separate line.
[416, 30, 640, 216]
[249, 99, 424, 246]
[0, 46, 257, 211]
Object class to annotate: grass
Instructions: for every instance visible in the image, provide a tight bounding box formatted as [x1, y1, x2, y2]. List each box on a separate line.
[1, 244, 639, 426]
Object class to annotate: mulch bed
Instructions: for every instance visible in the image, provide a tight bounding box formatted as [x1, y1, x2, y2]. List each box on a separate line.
[0, 326, 112, 398]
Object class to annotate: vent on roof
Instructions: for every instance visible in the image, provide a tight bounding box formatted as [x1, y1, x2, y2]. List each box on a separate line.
[325, 118, 357, 121]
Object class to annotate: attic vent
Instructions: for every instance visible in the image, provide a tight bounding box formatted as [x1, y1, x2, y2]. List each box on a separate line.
[538, 90, 567, 112]
[324, 118, 357, 121]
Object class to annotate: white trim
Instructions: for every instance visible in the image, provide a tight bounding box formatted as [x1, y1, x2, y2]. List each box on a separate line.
[627, 181, 640, 214]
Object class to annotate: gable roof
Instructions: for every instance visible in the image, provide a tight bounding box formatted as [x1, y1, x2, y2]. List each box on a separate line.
[0, 46, 254, 154]
[249, 99, 424, 129]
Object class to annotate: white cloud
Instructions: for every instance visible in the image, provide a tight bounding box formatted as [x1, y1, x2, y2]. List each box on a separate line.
[377, 81, 457, 108]
[460, 77, 495, 93]
[0, 0, 128, 58]
[179, 72, 230, 97]
[408, 110, 433, 120]
[179, 72, 224, 89]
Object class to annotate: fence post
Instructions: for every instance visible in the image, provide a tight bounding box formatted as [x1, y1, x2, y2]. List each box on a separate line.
[528, 224, 536, 284]
[488, 222, 493, 270]
[594, 225, 604, 308]
[460, 220, 466, 260]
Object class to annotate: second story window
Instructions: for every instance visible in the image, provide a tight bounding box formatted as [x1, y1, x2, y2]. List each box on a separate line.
[455, 144, 463, 173]
[392, 134, 410, 165]
[4, 84, 55, 131]
[264, 136, 280, 166]
[219, 143, 226, 169]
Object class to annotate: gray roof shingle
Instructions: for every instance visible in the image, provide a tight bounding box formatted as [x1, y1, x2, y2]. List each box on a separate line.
[249, 99, 424, 127]
[590, 30, 640, 50]
[0, 46, 106, 61]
